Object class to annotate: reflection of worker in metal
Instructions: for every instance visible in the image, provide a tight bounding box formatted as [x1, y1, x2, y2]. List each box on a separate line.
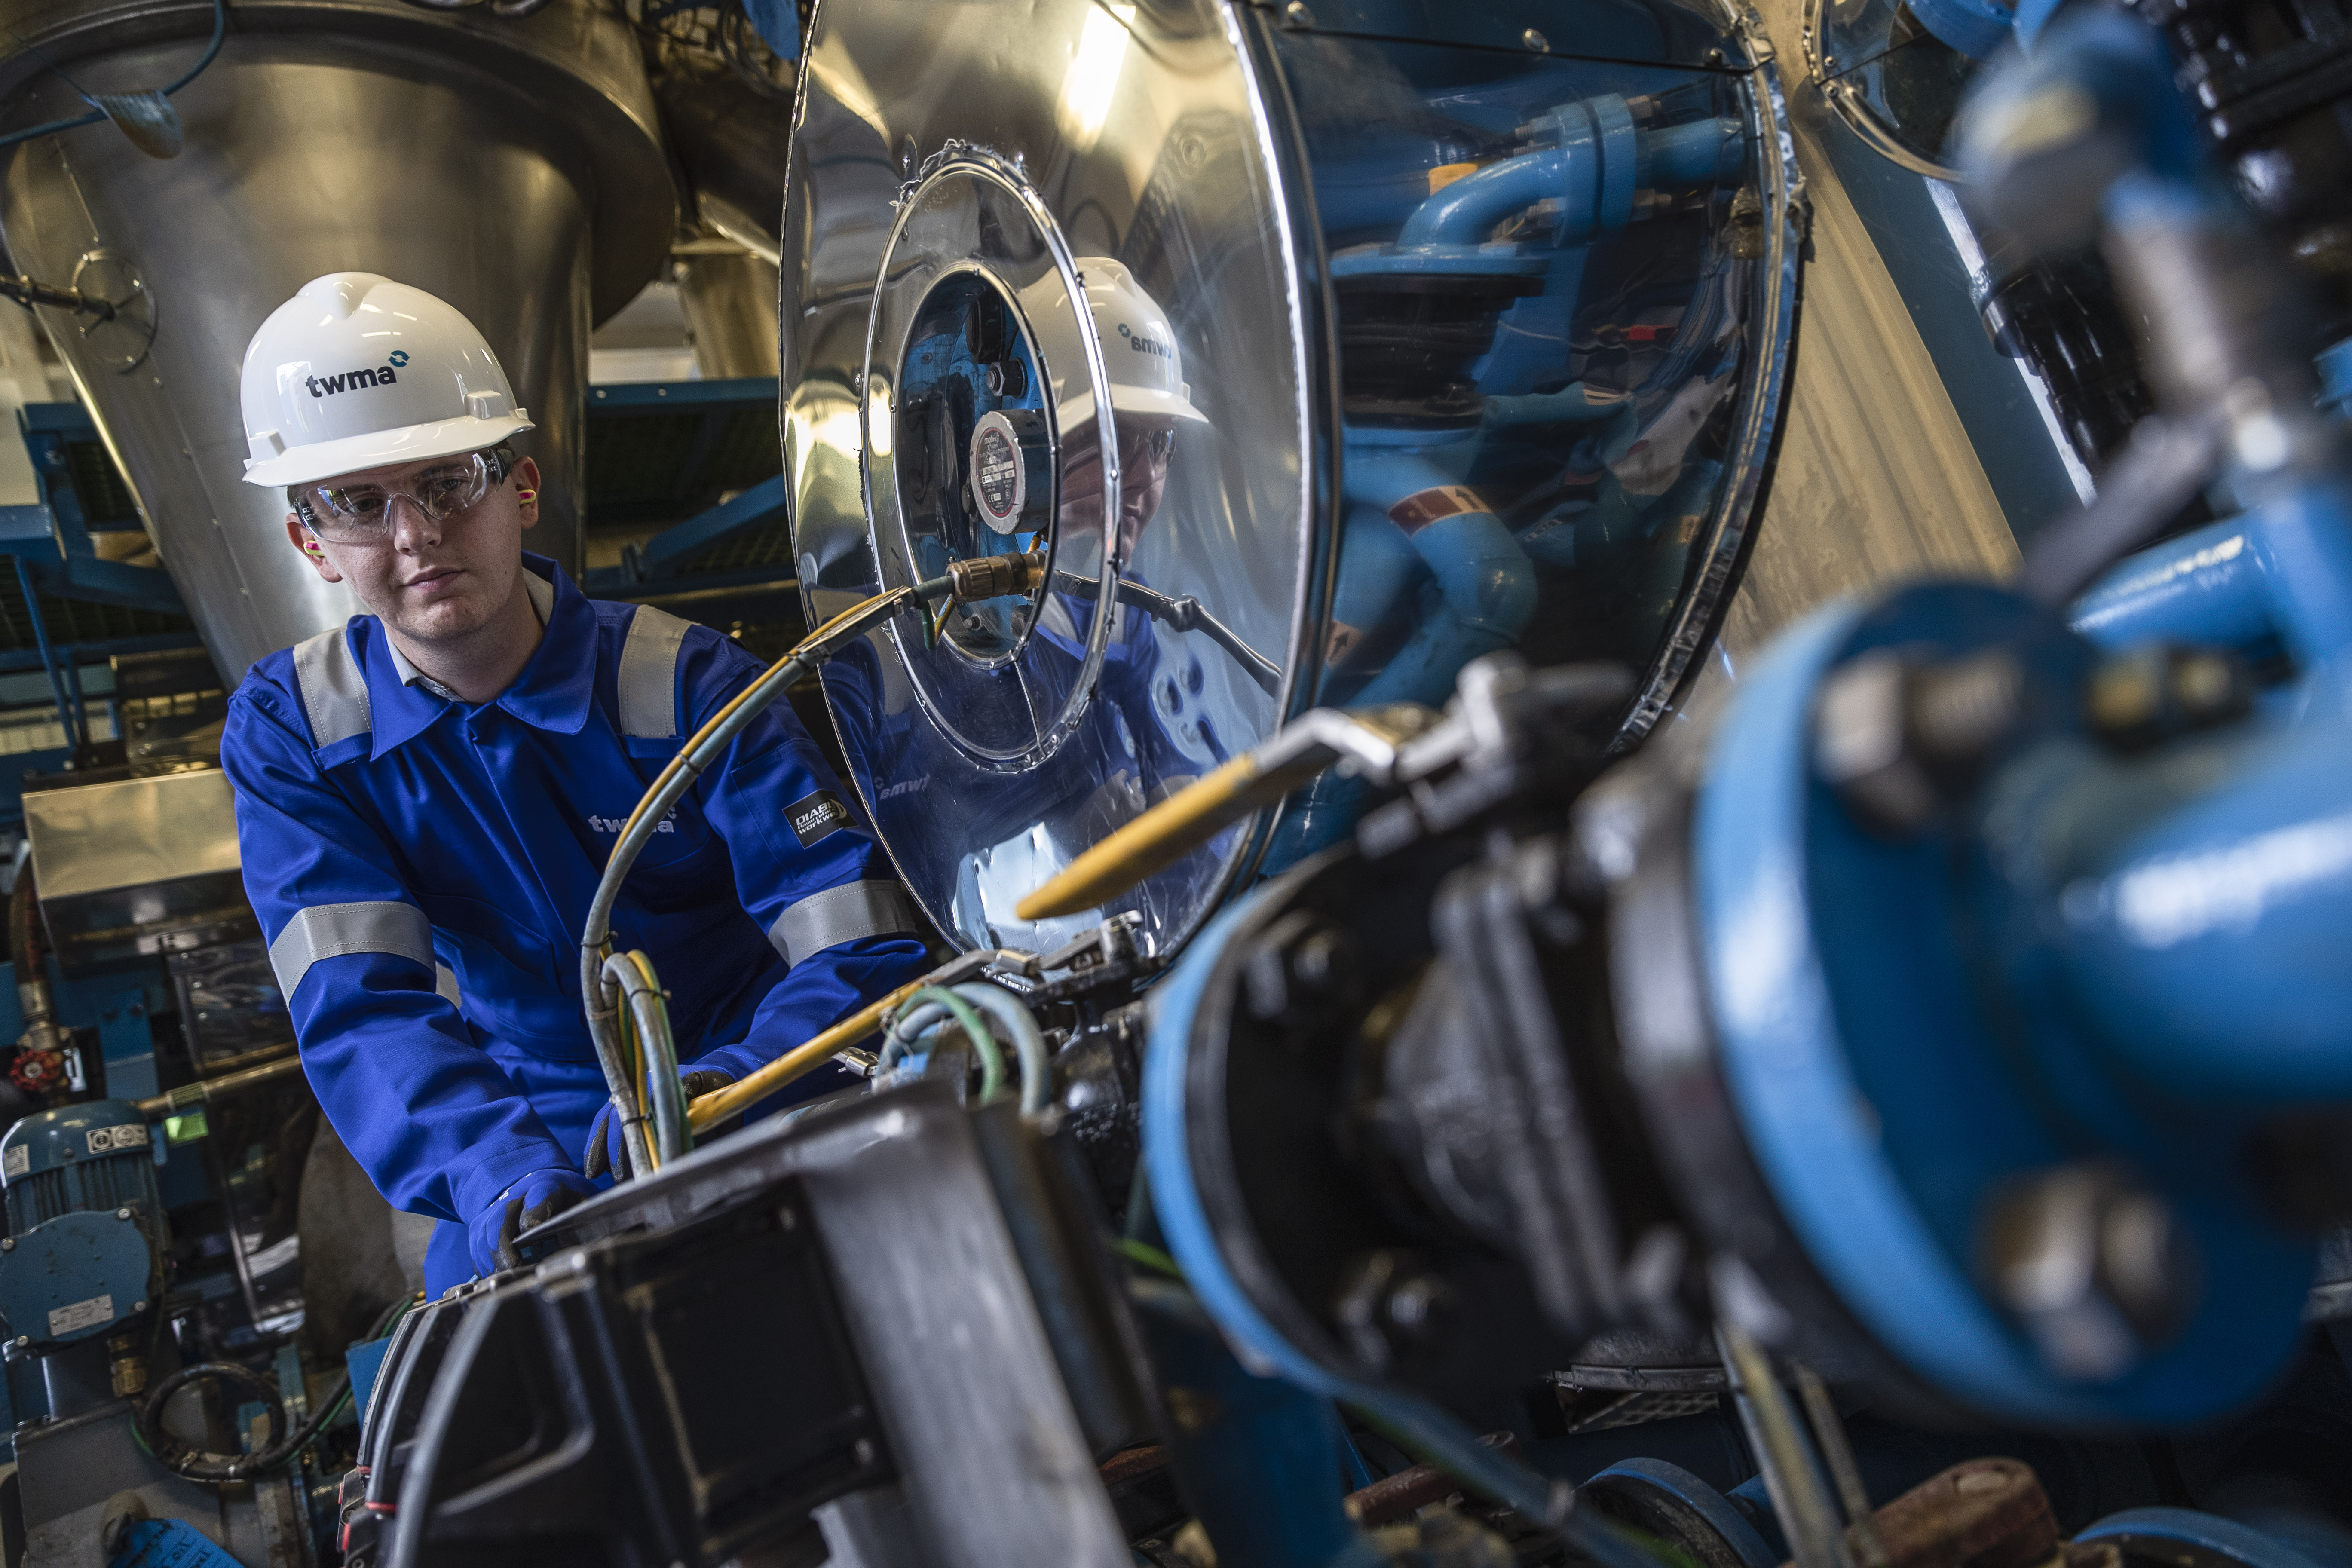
[219, 274, 927, 1296]
[1022, 258, 1208, 569]
[931, 261, 1237, 938]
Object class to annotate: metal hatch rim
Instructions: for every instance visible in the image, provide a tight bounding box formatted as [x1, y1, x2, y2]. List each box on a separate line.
[1609, 0, 1813, 750]
[859, 141, 1125, 775]
[1796, 0, 1969, 182]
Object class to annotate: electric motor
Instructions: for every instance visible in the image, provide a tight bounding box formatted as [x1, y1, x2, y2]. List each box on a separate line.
[0, 1100, 164, 1350]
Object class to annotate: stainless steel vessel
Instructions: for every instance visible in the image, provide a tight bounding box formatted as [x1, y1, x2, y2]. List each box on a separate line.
[0, 0, 675, 680]
[788, 0, 1804, 962]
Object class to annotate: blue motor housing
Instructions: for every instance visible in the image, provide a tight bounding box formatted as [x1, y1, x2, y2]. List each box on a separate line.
[0, 1100, 164, 1349]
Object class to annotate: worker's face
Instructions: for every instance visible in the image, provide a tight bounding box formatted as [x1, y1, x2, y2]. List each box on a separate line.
[283, 453, 540, 646]
[1059, 415, 1173, 564]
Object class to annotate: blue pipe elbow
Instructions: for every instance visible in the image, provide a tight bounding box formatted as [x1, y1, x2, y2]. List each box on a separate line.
[2070, 516, 2275, 656]
[1396, 98, 1738, 250]
[1338, 446, 1538, 710]
[1400, 142, 1580, 248]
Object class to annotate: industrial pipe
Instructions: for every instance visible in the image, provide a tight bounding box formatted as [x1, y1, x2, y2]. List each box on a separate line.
[134, 1053, 306, 1121]
[1397, 98, 1740, 248]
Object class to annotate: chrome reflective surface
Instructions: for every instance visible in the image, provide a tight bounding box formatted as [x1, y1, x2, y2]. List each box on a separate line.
[1802, 0, 1974, 177]
[677, 247, 784, 378]
[0, 0, 674, 680]
[790, 0, 1801, 958]
[25, 768, 238, 902]
[790, 0, 1309, 959]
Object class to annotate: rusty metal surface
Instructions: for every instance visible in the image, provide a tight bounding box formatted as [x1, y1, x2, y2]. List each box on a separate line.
[1343, 1432, 1519, 1528]
[1864, 1458, 2060, 1568]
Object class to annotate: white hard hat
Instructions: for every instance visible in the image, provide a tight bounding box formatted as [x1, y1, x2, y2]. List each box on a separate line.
[238, 273, 534, 488]
[1019, 257, 1207, 431]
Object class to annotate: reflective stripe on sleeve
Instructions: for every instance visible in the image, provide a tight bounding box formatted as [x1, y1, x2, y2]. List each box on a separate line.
[768, 880, 919, 966]
[616, 604, 691, 738]
[268, 900, 434, 999]
[291, 625, 371, 749]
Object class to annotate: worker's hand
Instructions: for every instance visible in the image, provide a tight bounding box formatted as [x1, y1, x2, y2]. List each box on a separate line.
[581, 1071, 734, 1183]
[468, 1168, 597, 1278]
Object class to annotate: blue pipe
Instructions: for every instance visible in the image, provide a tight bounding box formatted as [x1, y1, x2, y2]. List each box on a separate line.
[0, 0, 226, 152]
[2320, 336, 2352, 424]
[1127, 1281, 1381, 1568]
[2242, 479, 2352, 669]
[1642, 118, 1744, 190]
[2069, 516, 2274, 655]
[1397, 100, 1740, 249]
[1338, 448, 1538, 711]
[2033, 714, 2352, 1105]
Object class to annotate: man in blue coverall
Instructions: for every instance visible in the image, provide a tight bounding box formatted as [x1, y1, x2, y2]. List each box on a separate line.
[220, 272, 929, 1296]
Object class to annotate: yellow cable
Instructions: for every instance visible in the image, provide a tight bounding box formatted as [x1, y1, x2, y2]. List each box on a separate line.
[1016, 747, 1336, 919]
[686, 977, 927, 1130]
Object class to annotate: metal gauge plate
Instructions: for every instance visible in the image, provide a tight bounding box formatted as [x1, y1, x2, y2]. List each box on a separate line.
[787, 0, 1801, 960]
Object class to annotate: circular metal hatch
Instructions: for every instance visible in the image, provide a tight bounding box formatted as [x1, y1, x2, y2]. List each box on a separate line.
[786, 0, 1801, 961]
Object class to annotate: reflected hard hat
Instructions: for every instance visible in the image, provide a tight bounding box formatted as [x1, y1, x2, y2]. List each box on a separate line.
[1019, 257, 1208, 431]
[238, 273, 533, 488]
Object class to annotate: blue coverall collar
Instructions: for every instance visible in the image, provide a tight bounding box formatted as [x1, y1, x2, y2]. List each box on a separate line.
[365, 554, 596, 759]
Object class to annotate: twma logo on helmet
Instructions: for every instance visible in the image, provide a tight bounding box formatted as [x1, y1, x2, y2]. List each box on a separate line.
[305, 346, 409, 398]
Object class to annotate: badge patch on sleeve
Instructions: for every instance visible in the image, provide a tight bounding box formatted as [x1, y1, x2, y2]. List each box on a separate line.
[786, 790, 853, 848]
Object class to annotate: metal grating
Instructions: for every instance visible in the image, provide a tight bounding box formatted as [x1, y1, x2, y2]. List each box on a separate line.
[64, 438, 142, 528]
[0, 558, 194, 651]
[582, 404, 782, 528]
[668, 515, 794, 577]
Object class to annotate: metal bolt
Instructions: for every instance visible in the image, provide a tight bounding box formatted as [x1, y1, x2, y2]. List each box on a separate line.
[13, 1337, 24, 1348]
[1283, 0, 1310, 21]
[0, 1238, 13, 1251]
[132, 1300, 145, 1313]
[1981, 1163, 2199, 1381]
[1816, 648, 2025, 836]
[1245, 913, 1360, 1023]
[2087, 644, 2252, 753]
[1333, 1251, 1452, 1370]
[116, 1207, 131, 1220]
[1523, 27, 1550, 50]
[854, 1437, 876, 1466]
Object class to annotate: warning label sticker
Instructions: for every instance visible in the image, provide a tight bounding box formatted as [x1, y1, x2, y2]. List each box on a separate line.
[49, 1294, 115, 1337]
[2, 1145, 25, 1181]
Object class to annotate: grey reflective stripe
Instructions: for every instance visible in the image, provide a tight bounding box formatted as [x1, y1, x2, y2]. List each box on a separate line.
[268, 901, 433, 998]
[617, 604, 690, 738]
[291, 625, 371, 749]
[769, 880, 919, 966]
[434, 963, 462, 1008]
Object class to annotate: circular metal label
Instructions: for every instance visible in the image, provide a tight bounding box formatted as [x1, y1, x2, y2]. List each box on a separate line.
[970, 410, 1025, 532]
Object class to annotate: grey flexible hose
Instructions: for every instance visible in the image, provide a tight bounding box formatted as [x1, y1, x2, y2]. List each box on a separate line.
[579, 582, 940, 1179]
[950, 983, 1051, 1117]
[603, 950, 687, 1165]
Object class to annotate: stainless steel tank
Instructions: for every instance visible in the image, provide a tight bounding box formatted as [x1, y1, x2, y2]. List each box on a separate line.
[677, 245, 784, 379]
[646, 28, 790, 257]
[788, 0, 1804, 963]
[0, 0, 676, 681]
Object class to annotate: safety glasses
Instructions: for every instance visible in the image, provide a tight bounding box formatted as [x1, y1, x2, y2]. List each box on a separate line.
[294, 448, 511, 544]
[1119, 422, 1176, 472]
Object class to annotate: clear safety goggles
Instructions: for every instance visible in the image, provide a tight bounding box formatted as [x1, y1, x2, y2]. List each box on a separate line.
[293, 446, 514, 544]
[1068, 419, 1176, 474]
